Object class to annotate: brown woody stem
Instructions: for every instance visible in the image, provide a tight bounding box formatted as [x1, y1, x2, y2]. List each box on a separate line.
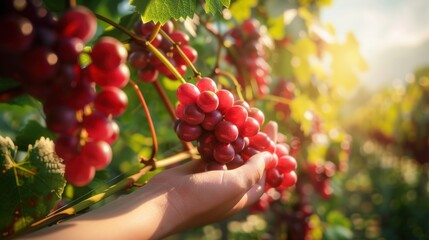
[129, 80, 158, 160]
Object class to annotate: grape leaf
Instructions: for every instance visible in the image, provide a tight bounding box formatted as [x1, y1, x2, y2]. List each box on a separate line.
[130, 0, 197, 24]
[205, 0, 230, 15]
[0, 136, 65, 237]
[15, 120, 55, 151]
[101, 13, 140, 42]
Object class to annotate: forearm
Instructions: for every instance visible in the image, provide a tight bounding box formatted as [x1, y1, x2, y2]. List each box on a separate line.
[23, 185, 176, 240]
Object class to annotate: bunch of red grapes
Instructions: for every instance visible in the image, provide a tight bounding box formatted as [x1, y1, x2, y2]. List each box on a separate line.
[225, 19, 271, 95]
[129, 20, 197, 82]
[307, 161, 336, 199]
[174, 77, 297, 201]
[0, 1, 129, 186]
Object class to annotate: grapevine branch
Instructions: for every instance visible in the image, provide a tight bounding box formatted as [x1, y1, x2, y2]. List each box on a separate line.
[129, 80, 158, 162]
[94, 14, 186, 84]
[159, 29, 201, 77]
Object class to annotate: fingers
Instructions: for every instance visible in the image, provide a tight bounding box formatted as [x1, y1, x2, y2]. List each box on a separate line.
[227, 152, 271, 191]
[262, 121, 278, 142]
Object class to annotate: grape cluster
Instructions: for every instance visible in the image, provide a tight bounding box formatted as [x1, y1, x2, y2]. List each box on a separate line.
[307, 161, 336, 199]
[225, 19, 271, 95]
[0, 1, 129, 186]
[129, 20, 197, 82]
[174, 78, 297, 197]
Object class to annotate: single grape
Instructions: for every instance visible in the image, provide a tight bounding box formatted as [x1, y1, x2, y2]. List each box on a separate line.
[240, 117, 260, 137]
[233, 100, 251, 112]
[275, 143, 289, 157]
[170, 31, 189, 45]
[248, 107, 265, 126]
[175, 103, 185, 119]
[277, 155, 297, 172]
[91, 37, 127, 70]
[231, 136, 247, 153]
[177, 83, 200, 105]
[55, 37, 84, 64]
[213, 143, 235, 164]
[225, 105, 248, 128]
[176, 120, 202, 141]
[201, 110, 222, 131]
[197, 133, 216, 161]
[58, 6, 96, 42]
[277, 171, 297, 190]
[54, 134, 79, 162]
[226, 154, 244, 170]
[196, 77, 217, 92]
[240, 146, 258, 161]
[65, 156, 95, 186]
[197, 91, 219, 113]
[216, 90, 234, 114]
[214, 120, 239, 143]
[182, 103, 205, 125]
[128, 51, 148, 69]
[80, 140, 112, 170]
[88, 63, 130, 88]
[249, 132, 272, 151]
[94, 87, 128, 116]
[266, 168, 283, 187]
[106, 120, 120, 144]
[83, 111, 113, 141]
[138, 68, 158, 83]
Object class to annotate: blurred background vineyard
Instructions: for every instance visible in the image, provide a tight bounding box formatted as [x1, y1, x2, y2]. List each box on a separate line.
[1, 0, 429, 239]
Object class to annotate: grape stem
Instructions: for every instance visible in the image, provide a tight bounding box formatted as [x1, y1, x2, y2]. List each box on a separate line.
[129, 80, 159, 162]
[148, 23, 161, 43]
[0, 86, 24, 103]
[214, 68, 245, 101]
[94, 13, 186, 84]
[159, 29, 201, 78]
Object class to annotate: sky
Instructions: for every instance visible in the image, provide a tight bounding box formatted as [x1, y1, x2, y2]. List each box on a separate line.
[320, 0, 429, 88]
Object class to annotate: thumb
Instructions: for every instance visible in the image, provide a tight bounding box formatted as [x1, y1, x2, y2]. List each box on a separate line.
[231, 152, 272, 189]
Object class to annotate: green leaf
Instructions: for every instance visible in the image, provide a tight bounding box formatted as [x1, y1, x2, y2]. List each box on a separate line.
[15, 120, 55, 151]
[130, 0, 197, 24]
[205, 0, 230, 15]
[101, 13, 140, 42]
[0, 136, 66, 236]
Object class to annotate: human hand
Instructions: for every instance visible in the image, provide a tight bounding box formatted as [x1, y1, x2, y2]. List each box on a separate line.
[146, 151, 273, 238]
[145, 121, 278, 238]
[25, 123, 278, 240]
